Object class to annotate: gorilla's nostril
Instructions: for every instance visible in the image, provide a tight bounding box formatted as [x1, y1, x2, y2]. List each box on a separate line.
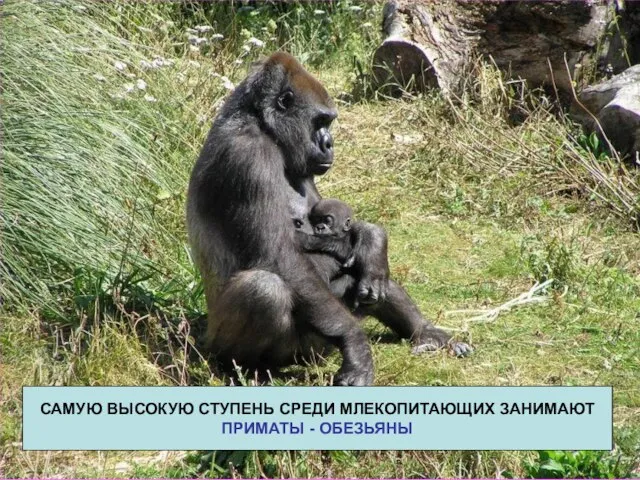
[320, 132, 333, 153]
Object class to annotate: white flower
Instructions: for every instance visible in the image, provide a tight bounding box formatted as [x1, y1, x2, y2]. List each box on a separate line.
[72, 5, 87, 11]
[144, 94, 157, 102]
[93, 74, 106, 82]
[247, 37, 264, 48]
[314, 9, 326, 15]
[136, 79, 147, 90]
[242, 45, 251, 53]
[362, 22, 373, 28]
[221, 76, 234, 90]
[213, 73, 235, 91]
[197, 114, 208, 123]
[123, 83, 134, 93]
[188, 35, 208, 46]
[186, 28, 197, 35]
[114, 61, 127, 71]
[195, 25, 213, 33]
[349, 5, 363, 12]
[211, 33, 224, 41]
[149, 56, 174, 69]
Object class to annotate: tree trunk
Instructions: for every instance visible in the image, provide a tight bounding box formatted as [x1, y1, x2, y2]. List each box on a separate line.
[373, 0, 639, 99]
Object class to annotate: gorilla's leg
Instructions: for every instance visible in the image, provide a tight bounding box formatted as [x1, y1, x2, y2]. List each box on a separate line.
[355, 280, 472, 357]
[208, 270, 298, 369]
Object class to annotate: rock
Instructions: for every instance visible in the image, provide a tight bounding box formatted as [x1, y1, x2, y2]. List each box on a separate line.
[572, 65, 640, 161]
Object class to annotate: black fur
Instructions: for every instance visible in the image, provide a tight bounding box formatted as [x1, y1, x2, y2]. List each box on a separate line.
[187, 52, 471, 387]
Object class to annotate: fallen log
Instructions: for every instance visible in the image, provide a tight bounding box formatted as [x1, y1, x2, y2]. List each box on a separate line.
[373, 0, 639, 99]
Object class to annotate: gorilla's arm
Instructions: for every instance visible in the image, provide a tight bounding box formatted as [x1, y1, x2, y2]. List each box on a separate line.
[295, 230, 353, 264]
[349, 221, 390, 304]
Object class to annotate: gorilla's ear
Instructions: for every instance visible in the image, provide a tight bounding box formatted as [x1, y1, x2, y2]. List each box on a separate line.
[344, 218, 352, 231]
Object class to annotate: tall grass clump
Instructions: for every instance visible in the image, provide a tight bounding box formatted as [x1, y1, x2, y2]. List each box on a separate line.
[2, 1, 207, 320]
[167, 1, 381, 67]
[1, 0, 383, 323]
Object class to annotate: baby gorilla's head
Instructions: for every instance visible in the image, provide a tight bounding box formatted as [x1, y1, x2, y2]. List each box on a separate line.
[309, 199, 353, 237]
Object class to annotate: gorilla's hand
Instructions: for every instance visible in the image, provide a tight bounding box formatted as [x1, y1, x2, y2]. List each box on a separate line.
[342, 254, 356, 269]
[351, 222, 390, 306]
[356, 266, 389, 306]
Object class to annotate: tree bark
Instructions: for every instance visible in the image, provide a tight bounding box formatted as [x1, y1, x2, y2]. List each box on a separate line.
[373, 0, 639, 99]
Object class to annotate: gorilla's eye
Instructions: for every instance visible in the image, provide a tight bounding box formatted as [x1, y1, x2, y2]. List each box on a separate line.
[277, 90, 295, 111]
[294, 219, 303, 228]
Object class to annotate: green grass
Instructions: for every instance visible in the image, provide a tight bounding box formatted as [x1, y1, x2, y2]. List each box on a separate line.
[2, 0, 640, 478]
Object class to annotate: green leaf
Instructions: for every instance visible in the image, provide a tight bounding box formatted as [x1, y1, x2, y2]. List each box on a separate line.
[541, 459, 566, 474]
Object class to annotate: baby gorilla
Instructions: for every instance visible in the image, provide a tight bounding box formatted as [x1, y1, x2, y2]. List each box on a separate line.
[309, 198, 356, 267]
[296, 198, 471, 357]
[294, 198, 357, 284]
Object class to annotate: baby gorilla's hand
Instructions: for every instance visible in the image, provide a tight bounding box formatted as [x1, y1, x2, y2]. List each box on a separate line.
[342, 254, 356, 269]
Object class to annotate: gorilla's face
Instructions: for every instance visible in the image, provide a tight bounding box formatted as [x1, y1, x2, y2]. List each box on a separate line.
[253, 53, 338, 177]
[309, 199, 353, 237]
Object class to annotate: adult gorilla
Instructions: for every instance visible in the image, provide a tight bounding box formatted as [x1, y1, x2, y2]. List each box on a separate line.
[187, 52, 470, 386]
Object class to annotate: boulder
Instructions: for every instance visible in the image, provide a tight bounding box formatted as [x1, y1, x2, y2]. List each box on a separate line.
[572, 65, 640, 161]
